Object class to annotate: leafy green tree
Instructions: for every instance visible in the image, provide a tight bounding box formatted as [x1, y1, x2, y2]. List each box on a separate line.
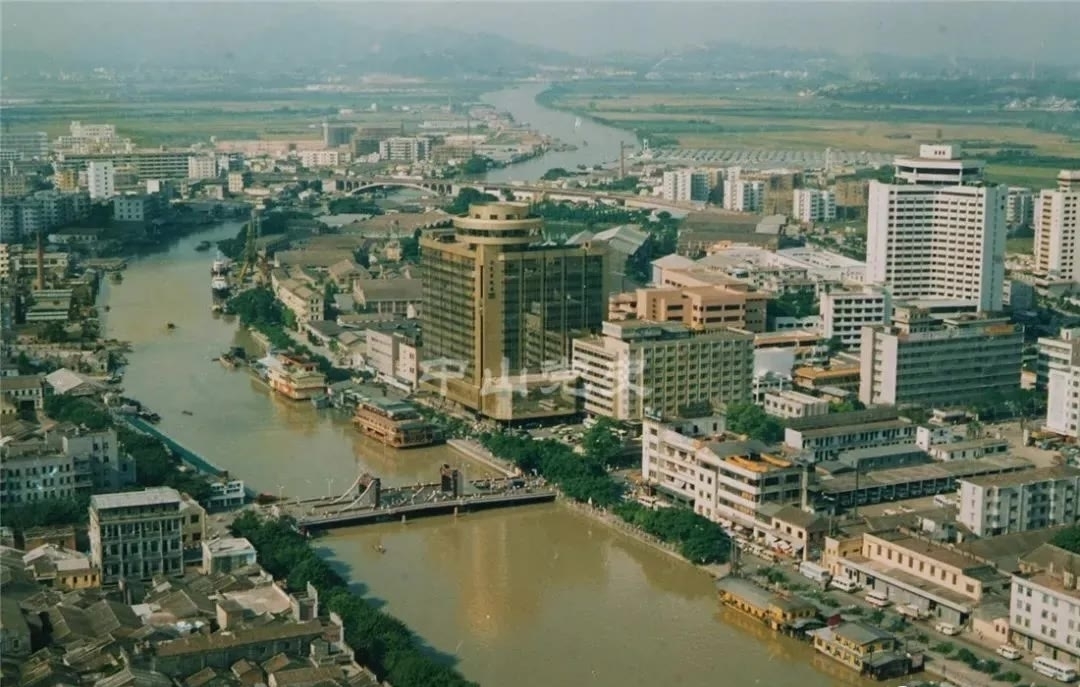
[581, 417, 622, 465]
[44, 396, 113, 430]
[1053, 526, 1080, 554]
[460, 156, 491, 175]
[40, 321, 69, 343]
[399, 228, 422, 262]
[541, 167, 571, 181]
[725, 402, 784, 443]
[446, 188, 498, 215]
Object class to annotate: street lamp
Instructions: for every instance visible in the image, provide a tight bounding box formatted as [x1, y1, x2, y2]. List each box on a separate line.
[326, 477, 335, 499]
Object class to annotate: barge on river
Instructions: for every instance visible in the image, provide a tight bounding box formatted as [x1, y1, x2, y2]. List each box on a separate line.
[353, 398, 443, 448]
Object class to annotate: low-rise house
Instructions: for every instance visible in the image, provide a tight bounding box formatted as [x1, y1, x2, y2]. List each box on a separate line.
[928, 437, 1009, 462]
[45, 368, 106, 397]
[352, 278, 422, 316]
[326, 260, 369, 290]
[1, 374, 44, 414]
[716, 577, 819, 633]
[784, 408, 915, 463]
[262, 354, 327, 401]
[23, 544, 101, 589]
[202, 538, 258, 575]
[808, 621, 912, 680]
[762, 389, 829, 419]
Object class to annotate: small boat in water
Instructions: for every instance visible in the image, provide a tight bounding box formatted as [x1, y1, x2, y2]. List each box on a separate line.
[374, 544, 386, 554]
[166, 322, 176, 330]
[181, 410, 194, 416]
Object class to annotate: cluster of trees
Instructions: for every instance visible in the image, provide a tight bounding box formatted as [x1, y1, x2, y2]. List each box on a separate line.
[625, 224, 678, 284]
[227, 287, 351, 382]
[1052, 526, 1080, 554]
[581, 417, 637, 469]
[327, 198, 384, 215]
[45, 395, 112, 430]
[218, 210, 311, 260]
[446, 188, 498, 215]
[117, 426, 213, 502]
[230, 512, 478, 687]
[481, 432, 621, 506]
[399, 228, 422, 263]
[725, 401, 785, 443]
[530, 200, 642, 227]
[967, 388, 1047, 421]
[541, 167, 573, 181]
[613, 502, 730, 564]
[3, 494, 91, 531]
[767, 290, 817, 320]
[480, 425, 730, 563]
[459, 156, 491, 175]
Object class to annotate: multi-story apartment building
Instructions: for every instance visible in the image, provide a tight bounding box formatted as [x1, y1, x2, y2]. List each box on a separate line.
[322, 122, 356, 147]
[641, 416, 804, 527]
[1010, 544, 1080, 666]
[61, 151, 193, 180]
[352, 278, 423, 316]
[379, 136, 430, 162]
[0, 131, 49, 160]
[723, 178, 764, 212]
[1038, 328, 1080, 391]
[809, 622, 909, 680]
[365, 328, 421, 390]
[0, 171, 30, 199]
[1047, 359, 1080, 439]
[271, 272, 324, 327]
[420, 202, 606, 420]
[0, 427, 136, 505]
[297, 150, 341, 169]
[1006, 186, 1035, 228]
[784, 409, 915, 463]
[187, 155, 218, 180]
[571, 320, 754, 421]
[112, 194, 162, 223]
[819, 286, 892, 349]
[90, 487, 186, 585]
[0, 190, 91, 241]
[1033, 170, 1080, 283]
[226, 171, 245, 194]
[615, 283, 769, 333]
[87, 160, 115, 200]
[793, 189, 837, 223]
[762, 389, 830, 419]
[859, 314, 1023, 408]
[867, 181, 1006, 312]
[661, 169, 710, 202]
[958, 467, 1080, 536]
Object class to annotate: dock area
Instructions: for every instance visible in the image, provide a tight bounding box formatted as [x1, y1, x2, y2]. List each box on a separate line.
[270, 472, 555, 531]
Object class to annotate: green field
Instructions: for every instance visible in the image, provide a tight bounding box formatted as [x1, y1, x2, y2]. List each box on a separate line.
[544, 82, 1080, 188]
[1007, 237, 1035, 255]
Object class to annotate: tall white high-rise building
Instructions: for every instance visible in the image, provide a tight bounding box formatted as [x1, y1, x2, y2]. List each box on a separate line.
[1006, 186, 1035, 228]
[87, 160, 115, 200]
[866, 146, 1006, 312]
[722, 178, 764, 212]
[661, 169, 710, 202]
[793, 189, 837, 223]
[1033, 170, 1080, 283]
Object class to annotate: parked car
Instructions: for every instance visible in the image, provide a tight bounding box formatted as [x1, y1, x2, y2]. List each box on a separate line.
[996, 644, 1021, 660]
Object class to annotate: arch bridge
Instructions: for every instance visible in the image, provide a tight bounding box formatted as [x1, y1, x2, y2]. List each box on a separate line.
[330, 177, 457, 196]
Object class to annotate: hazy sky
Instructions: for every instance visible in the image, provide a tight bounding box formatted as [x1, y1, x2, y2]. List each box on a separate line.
[4, 2, 1079, 66]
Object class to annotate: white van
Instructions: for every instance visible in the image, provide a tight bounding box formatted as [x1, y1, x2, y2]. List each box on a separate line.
[934, 622, 960, 636]
[996, 645, 1021, 660]
[830, 576, 860, 592]
[865, 590, 890, 608]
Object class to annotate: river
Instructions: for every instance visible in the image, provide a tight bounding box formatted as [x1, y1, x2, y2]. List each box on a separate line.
[482, 82, 632, 183]
[100, 88, 889, 687]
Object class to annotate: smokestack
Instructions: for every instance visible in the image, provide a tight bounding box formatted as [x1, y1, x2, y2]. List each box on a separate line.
[36, 228, 45, 290]
[620, 142, 625, 179]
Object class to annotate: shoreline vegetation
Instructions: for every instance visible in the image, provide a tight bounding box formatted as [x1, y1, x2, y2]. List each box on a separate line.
[231, 511, 479, 687]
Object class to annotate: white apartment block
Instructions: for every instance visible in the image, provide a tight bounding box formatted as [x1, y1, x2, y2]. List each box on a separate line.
[572, 320, 754, 421]
[793, 189, 837, 223]
[187, 155, 218, 180]
[0, 427, 135, 505]
[1034, 170, 1080, 283]
[867, 181, 1007, 312]
[297, 149, 341, 169]
[959, 467, 1080, 536]
[1047, 362, 1080, 439]
[784, 409, 916, 463]
[859, 315, 1023, 408]
[90, 487, 186, 585]
[641, 416, 804, 526]
[379, 137, 430, 162]
[1010, 544, 1080, 666]
[365, 329, 420, 390]
[762, 389, 829, 419]
[819, 286, 892, 349]
[893, 144, 986, 186]
[1038, 328, 1080, 391]
[723, 179, 764, 212]
[1007, 186, 1035, 228]
[87, 160, 115, 200]
[661, 169, 710, 202]
[271, 272, 324, 327]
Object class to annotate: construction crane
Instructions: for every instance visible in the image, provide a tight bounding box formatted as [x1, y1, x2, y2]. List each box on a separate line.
[237, 204, 263, 284]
